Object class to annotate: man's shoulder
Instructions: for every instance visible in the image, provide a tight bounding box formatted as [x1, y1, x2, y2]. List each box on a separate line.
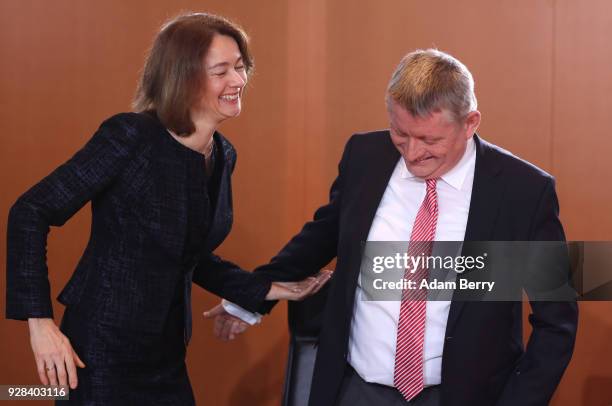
[344, 129, 394, 154]
[478, 136, 554, 182]
[348, 129, 391, 144]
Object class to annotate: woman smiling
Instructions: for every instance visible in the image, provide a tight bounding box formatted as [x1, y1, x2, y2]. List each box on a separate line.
[6, 13, 328, 405]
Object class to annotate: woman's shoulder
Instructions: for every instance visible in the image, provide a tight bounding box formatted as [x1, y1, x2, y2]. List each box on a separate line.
[101, 111, 165, 135]
[89, 111, 168, 154]
[214, 131, 237, 164]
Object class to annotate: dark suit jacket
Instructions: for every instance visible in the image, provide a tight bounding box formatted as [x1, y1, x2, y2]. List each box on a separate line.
[6, 112, 271, 335]
[255, 132, 578, 406]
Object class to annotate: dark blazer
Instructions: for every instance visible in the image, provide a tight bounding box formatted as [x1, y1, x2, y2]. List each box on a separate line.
[6, 112, 271, 335]
[255, 132, 578, 406]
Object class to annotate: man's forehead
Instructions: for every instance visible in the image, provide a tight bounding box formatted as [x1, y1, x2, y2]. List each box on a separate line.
[388, 103, 454, 130]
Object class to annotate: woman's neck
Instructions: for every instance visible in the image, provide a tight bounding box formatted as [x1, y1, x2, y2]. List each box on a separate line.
[171, 115, 217, 156]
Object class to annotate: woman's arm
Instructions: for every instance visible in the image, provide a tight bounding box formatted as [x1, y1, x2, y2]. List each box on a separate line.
[6, 113, 146, 388]
[6, 114, 145, 319]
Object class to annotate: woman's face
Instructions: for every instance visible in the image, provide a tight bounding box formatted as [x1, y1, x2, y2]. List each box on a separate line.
[192, 34, 247, 126]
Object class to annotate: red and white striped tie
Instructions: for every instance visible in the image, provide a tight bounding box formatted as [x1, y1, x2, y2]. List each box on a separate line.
[394, 178, 439, 401]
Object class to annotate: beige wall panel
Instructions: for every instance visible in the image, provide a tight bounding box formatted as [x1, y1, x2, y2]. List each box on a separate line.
[549, 1, 612, 405]
[552, 0, 612, 240]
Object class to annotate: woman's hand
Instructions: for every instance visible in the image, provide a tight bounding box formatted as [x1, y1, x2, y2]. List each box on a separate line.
[28, 318, 85, 389]
[203, 305, 249, 341]
[203, 270, 333, 341]
[264, 269, 333, 301]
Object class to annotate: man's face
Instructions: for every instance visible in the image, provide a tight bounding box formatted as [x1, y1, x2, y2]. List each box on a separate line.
[388, 100, 480, 179]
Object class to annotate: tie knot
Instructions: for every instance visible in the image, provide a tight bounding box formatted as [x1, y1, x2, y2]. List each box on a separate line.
[425, 178, 437, 191]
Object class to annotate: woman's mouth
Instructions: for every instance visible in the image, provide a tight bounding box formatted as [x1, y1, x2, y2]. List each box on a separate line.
[220, 93, 240, 103]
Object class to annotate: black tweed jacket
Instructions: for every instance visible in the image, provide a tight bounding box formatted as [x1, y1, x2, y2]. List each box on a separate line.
[6, 112, 271, 334]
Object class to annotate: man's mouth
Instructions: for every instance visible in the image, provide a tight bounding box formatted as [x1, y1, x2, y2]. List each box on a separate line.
[413, 156, 434, 164]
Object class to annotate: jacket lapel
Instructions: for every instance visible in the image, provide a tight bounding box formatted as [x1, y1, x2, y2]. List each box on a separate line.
[202, 134, 234, 252]
[345, 133, 401, 310]
[130, 112, 188, 263]
[445, 135, 505, 334]
[150, 137, 189, 262]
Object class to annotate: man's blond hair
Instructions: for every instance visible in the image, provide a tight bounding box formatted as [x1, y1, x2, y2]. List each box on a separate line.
[387, 49, 477, 122]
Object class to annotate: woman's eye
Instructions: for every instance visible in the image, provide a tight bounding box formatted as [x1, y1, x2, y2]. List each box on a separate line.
[235, 65, 245, 71]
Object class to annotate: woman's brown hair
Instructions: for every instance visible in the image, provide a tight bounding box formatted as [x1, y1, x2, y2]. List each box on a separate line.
[133, 12, 254, 135]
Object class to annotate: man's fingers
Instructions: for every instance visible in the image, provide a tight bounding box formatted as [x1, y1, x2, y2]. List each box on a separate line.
[293, 279, 319, 300]
[35, 358, 49, 385]
[312, 271, 333, 294]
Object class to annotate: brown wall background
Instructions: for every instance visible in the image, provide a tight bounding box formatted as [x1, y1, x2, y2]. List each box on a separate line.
[1, 1, 611, 405]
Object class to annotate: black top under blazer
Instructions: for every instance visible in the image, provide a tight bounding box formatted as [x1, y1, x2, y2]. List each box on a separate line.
[6, 112, 271, 334]
[253, 132, 578, 406]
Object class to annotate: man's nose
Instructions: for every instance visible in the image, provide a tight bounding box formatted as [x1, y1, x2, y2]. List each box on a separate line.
[404, 137, 423, 161]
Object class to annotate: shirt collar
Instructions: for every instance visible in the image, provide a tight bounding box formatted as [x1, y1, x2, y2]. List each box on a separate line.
[399, 136, 476, 191]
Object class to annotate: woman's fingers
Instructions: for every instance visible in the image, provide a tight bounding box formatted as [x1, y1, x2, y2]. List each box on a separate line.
[53, 354, 68, 387]
[234, 321, 248, 335]
[46, 361, 58, 386]
[28, 318, 85, 388]
[219, 316, 234, 341]
[228, 320, 239, 340]
[213, 315, 224, 338]
[202, 304, 225, 319]
[72, 348, 86, 369]
[64, 353, 79, 389]
[35, 357, 49, 385]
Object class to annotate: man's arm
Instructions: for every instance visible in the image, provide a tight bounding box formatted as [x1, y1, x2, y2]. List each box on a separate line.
[251, 135, 355, 314]
[204, 135, 355, 329]
[496, 178, 578, 406]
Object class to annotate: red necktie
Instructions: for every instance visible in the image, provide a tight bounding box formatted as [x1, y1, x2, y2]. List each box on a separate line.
[394, 178, 438, 401]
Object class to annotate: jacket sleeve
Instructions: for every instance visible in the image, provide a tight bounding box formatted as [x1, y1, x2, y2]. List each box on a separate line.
[6, 114, 145, 320]
[191, 253, 272, 313]
[249, 135, 355, 314]
[495, 178, 579, 406]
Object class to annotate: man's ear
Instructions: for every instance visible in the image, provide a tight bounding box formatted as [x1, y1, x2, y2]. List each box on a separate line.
[464, 110, 481, 138]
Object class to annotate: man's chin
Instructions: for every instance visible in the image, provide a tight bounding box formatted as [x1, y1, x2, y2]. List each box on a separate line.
[406, 164, 436, 179]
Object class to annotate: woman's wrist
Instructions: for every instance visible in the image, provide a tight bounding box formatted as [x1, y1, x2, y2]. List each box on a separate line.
[27, 318, 53, 329]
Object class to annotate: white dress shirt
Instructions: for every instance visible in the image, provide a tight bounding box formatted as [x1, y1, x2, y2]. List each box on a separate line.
[224, 137, 476, 387]
[348, 137, 476, 387]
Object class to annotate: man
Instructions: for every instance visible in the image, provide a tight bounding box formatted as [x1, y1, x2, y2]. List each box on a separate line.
[208, 49, 578, 405]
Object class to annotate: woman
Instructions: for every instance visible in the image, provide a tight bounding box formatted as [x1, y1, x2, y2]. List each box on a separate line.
[6, 13, 329, 405]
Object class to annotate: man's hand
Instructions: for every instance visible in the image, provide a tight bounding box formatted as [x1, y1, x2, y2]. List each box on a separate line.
[265, 269, 333, 301]
[203, 305, 249, 341]
[203, 270, 333, 341]
[28, 318, 86, 389]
